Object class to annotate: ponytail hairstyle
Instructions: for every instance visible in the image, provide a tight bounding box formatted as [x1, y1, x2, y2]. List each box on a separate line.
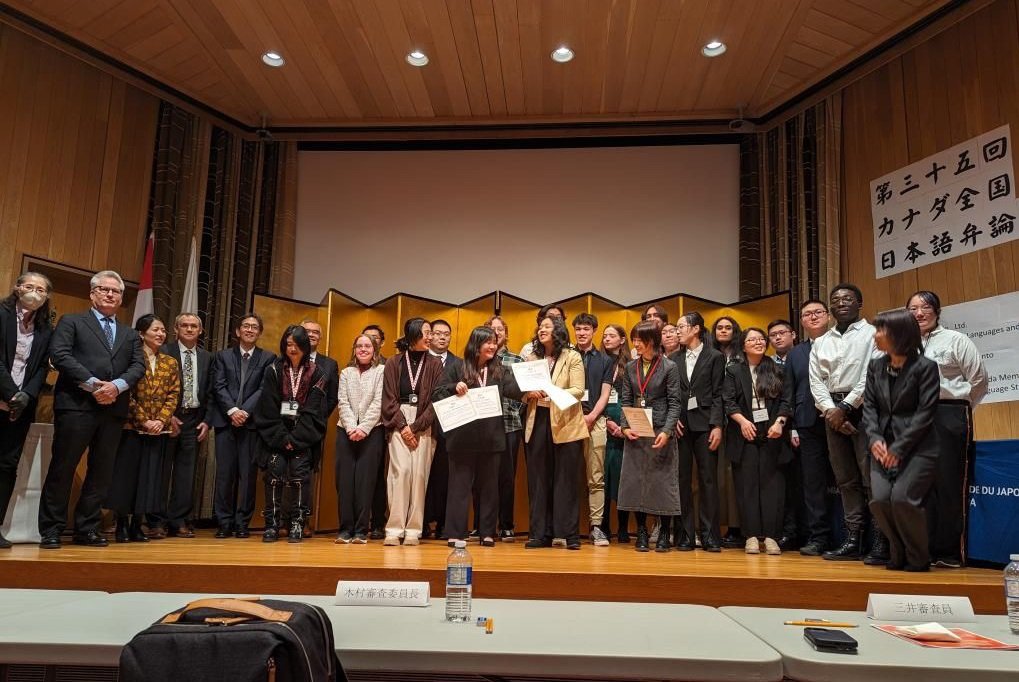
[395, 317, 428, 353]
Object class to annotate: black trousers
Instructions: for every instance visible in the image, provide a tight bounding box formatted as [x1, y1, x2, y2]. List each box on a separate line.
[473, 429, 521, 532]
[678, 429, 720, 544]
[0, 409, 34, 524]
[424, 434, 449, 529]
[926, 402, 971, 563]
[149, 410, 202, 531]
[525, 407, 582, 543]
[446, 448, 500, 541]
[213, 426, 259, 529]
[107, 430, 168, 516]
[781, 454, 805, 541]
[798, 421, 834, 545]
[732, 439, 785, 539]
[335, 427, 385, 536]
[870, 454, 937, 568]
[262, 450, 314, 528]
[39, 409, 124, 537]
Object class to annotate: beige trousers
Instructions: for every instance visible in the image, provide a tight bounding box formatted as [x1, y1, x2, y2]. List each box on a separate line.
[583, 415, 606, 526]
[385, 405, 436, 540]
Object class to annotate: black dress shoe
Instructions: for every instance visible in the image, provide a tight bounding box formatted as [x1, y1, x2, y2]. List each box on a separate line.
[369, 528, 385, 540]
[72, 531, 108, 547]
[635, 526, 650, 552]
[903, 563, 931, 572]
[500, 529, 516, 542]
[701, 540, 722, 553]
[262, 528, 278, 543]
[234, 526, 250, 539]
[524, 538, 552, 549]
[721, 533, 745, 549]
[616, 530, 631, 544]
[0, 531, 11, 549]
[799, 540, 826, 556]
[565, 537, 581, 550]
[39, 535, 61, 549]
[214, 526, 232, 539]
[115, 524, 129, 544]
[778, 536, 799, 552]
[863, 532, 890, 566]
[655, 533, 671, 553]
[823, 532, 862, 561]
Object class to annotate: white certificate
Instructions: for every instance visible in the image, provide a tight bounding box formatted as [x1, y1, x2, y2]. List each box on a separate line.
[511, 359, 552, 392]
[622, 407, 656, 438]
[544, 384, 579, 409]
[432, 385, 504, 432]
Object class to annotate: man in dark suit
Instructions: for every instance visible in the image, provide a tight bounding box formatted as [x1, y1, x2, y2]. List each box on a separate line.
[208, 313, 274, 538]
[0, 272, 54, 548]
[670, 312, 725, 552]
[147, 312, 213, 538]
[785, 300, 837, 556]
[423, 318, 463, 539]
[38, 270, 145, 548]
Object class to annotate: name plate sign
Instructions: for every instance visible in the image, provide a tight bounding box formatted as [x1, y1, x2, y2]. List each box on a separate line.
[335, 580, 430, 607]
[866, 593, 975, 622]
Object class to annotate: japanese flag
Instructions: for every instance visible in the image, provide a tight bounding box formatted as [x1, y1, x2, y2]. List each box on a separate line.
[132, 232, 155, 325]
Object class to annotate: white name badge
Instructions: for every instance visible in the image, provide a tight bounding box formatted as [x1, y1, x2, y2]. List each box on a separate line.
[582, 390, 590, 402]
[687, 396, 698, 410]
[752, 408, 770, 423]
[608, 389, 619, 404]
[336, 580, 430, 607]
[280, 401, 298, 417]
[866, 593, 975, 622]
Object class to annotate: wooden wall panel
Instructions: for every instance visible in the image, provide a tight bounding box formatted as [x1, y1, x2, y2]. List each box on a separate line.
[841, 0, 1019, 439]
[0, 24, 158, 291]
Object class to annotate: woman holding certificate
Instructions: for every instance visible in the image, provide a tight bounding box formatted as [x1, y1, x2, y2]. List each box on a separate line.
[433, 326, 522, 547]
[522, 316, 587, 550]
[617, 321, 682, 552]
[381, 317, 443, 546]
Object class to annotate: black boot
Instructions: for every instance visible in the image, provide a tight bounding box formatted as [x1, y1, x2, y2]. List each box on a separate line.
[288, 520, 304, 543]
[0, 529, 10, 549]
[656, 517, 672, 553]
[115, 515, 129, 543]
[262, 526, 279, 543]
[823, 531, 862, 561]
[617, 511, 630, 544]
[635, 525, 650, 552]
[863, 530, 890, 566]
[128, 516, 149, 543]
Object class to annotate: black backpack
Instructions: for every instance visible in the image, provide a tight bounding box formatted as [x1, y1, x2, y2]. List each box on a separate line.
[119, 597, 345, 681]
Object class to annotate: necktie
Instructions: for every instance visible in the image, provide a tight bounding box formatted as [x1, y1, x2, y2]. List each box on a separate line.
[239, 351, 251, 401]
[183, 349, 195, 409]
[102, 317, 115, 349]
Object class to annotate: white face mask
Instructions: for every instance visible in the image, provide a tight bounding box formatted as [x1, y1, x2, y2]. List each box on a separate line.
[19, 290, 46, 311]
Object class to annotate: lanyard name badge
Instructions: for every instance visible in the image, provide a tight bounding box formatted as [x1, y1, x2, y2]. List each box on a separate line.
[282, 366, 301, 417]
[405, 352, 426, 404]
[636, 356, 661, 409]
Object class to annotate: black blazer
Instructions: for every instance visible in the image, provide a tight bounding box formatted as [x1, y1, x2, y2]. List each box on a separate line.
[862, 355, 940, 464]
[161, 342, 213, 424]
[0, 304, 52, 404]
[722, 360, 793, 465]
[209, 346, 276, 429]
[784, 341, 820, 430]
[432, 361, 522, 454]
[311, 352, 339, 417]
[49, 310, 145, 417]
[669, 346, 725, 432]
[618, 354, 682, 436]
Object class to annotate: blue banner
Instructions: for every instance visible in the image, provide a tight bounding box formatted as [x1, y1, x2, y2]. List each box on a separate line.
[968, 439, 1019, 565]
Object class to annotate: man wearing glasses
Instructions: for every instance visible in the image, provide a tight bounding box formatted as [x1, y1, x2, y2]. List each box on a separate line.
[423, 319, 462, 539]
[39, 270, 145, 548]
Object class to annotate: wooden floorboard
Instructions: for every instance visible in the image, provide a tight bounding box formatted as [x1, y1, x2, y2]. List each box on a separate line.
[0, 532, 1004, 613]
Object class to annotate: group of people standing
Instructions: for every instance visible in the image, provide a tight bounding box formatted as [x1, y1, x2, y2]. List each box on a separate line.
[0, 270, 985, 571]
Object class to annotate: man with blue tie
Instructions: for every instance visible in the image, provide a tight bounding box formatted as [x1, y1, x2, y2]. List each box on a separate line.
[209, 313, 274, 538]
[39, 270, 145, 548]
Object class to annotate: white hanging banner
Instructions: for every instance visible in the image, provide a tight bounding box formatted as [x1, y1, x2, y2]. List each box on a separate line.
[939, 290, 1019, 404]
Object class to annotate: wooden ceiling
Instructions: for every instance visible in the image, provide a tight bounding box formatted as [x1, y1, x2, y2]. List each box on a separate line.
[3, 0, 955, 129]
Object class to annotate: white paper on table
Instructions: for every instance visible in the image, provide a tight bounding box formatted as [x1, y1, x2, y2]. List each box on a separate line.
[433, 385, 504, 432]
[544, 384, 579, 409]
[511, 359, 552, 392]
[622, 407, 656, 437]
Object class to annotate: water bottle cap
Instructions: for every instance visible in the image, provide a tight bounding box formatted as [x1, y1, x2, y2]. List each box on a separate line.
[455, 540, 467, 548]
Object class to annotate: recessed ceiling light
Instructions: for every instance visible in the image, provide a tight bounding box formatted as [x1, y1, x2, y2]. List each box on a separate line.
[551, 46, 574, 63]
[406, 50, 429, 67]
[701, 40, 726, 57]
[261, 51, 285, 67]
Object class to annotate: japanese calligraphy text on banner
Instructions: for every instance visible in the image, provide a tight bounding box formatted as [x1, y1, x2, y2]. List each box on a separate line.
[870, 124, 1018, 278]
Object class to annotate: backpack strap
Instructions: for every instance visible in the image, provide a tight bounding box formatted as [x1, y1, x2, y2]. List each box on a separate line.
[161, 597, 293, 624]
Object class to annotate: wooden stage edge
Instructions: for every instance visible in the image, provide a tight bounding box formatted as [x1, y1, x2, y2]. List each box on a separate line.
[0, 535, 1004, 614]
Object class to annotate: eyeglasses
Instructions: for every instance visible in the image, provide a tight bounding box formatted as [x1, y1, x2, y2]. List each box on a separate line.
[801, 310, 827, 319]
[239, 323, 261, 331]
[19, 285, 48, 295]
[745, 337, 767, 345]
[830, 295, 857, 305]
[92, 286, 123, 296]
[768, 330, 792, 337]
[907, 305, 934, 314]
[431, 331, 451, 338]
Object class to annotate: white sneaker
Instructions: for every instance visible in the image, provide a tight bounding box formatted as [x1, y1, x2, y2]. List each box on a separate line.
[590, 527, 610, 547]
[764, 537, 781, 555]
[745, 537, 760, 554]
[403, 536, 420, 546]
[552, 537, 566, 547]
[383, 535, 401, 546]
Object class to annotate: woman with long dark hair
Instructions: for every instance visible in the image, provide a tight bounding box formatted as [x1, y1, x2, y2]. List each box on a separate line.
[722, 328, 791, 555]
[433, 326, 522, 547]
[107, 314, 179, 543]
[600, 323, 631, 542]
[617, 321, 681, 552]
[522, 316, 587, 550]
[711, 314, 744, 548]
[863, 309, 940, 571]
[381, 317, 442, 546]
[254, 325, 328, 543]
[335, 334, 385, 544]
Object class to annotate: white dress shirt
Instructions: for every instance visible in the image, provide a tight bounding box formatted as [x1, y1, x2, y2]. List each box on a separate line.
[809, 318, 881, 412]
[428, 349, 449, 366]
[337, 364, 385, 435]
[685, 343, 703, 378]
[10, 305, 34, 389]
[922, 325, 988, 404]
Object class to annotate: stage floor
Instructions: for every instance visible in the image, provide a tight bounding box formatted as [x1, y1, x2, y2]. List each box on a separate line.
[0, 532, 1004, 613]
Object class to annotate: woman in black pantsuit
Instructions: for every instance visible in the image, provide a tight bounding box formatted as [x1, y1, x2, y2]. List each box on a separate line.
[433, 326, 522, 547]
[722, 328, 792, 556]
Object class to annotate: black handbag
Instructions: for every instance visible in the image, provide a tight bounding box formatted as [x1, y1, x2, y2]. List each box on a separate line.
[119, 597, 345, 681]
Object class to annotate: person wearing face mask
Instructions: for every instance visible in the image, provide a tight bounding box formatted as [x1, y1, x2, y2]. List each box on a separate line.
[106, 314, 180, 543]
[39, 270, 145, 549]
[334, 334, 385, 544]
[433, 326, 523, 547]
[0, 272, 54, 548]
[907, 290, 987, 568]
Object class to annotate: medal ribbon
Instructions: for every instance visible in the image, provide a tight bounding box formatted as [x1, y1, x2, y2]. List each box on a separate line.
[636, 355, 661, 404]
[405, 352, 426, 394]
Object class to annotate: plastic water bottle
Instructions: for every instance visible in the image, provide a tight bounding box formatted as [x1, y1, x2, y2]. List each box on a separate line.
[1006, 554, 1019, 634]
[445, 540, 472, 623]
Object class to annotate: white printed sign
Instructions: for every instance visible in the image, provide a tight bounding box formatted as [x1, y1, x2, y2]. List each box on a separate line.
[939, 291, 1019, 404]
[871, 125, 1019, 278]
